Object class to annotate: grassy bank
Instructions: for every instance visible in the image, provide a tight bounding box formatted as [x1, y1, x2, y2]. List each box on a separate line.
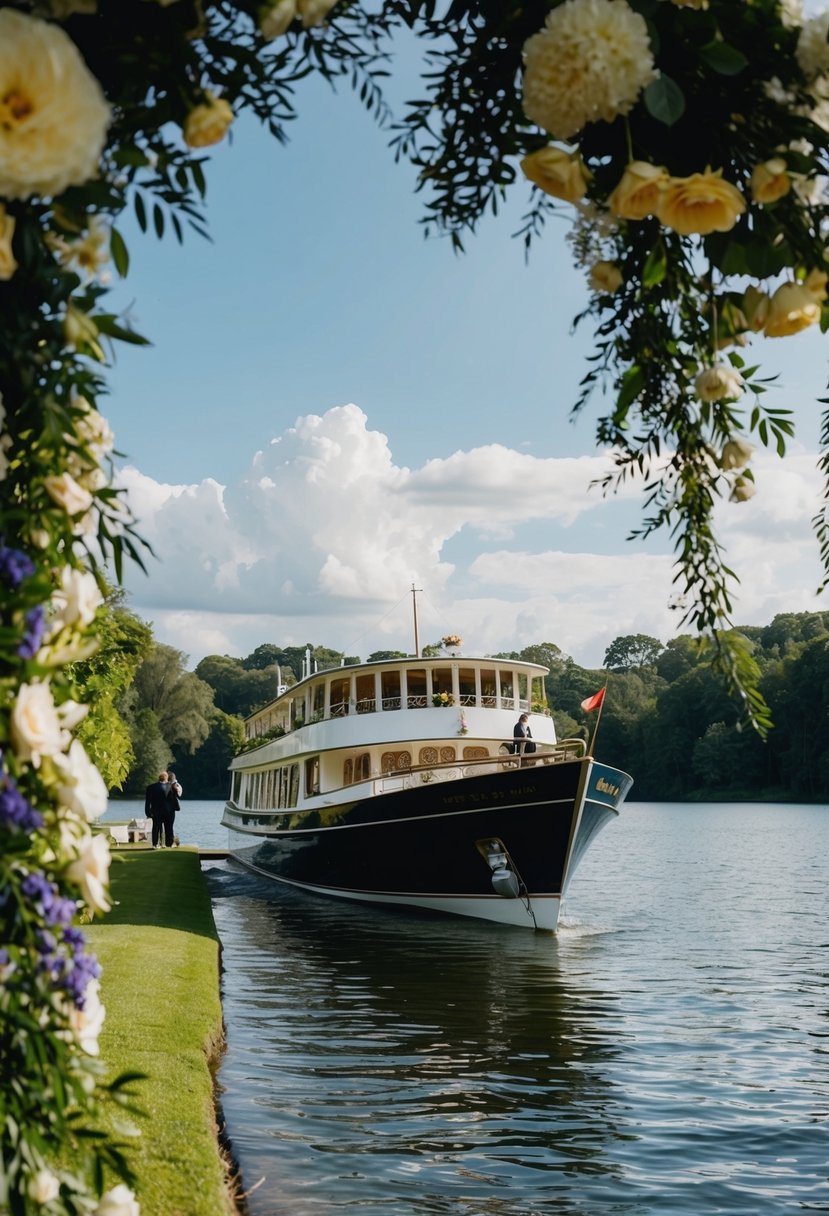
[86, 850, 238, 1216]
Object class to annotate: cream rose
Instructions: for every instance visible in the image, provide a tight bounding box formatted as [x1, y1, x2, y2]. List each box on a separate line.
[764, 281, 821, 337]
[720, 438, 755, 470]
[259, 0, 296, 37]
[11, 682, 65, 767]
[588, 260, 623, 293]
[28, 1170, 60, 1204]
[44, 471, 94, 517]
[0, 205, 18, 280]
[520, 146, 589, 203]
[804, 268, 828, 301]
[750, 157, 791, 204]
[797, 11, 829, 79]
[730, 475, 756, 502]
[0, 9, 110, 200]
[658, 168, 746, 235]
[183, 93, 234, 148]
[522, 0, 657, 141]
[694, 364, 744, 402]
[54, 739, 108, 822]
[65, 831, 111, 914]
[94, 1185, 140, 1216]
[608, 161, 669, 220]
[297, 0, 338, 25]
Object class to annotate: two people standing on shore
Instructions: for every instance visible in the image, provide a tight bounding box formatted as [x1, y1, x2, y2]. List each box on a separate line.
[144, 769, 182, 848]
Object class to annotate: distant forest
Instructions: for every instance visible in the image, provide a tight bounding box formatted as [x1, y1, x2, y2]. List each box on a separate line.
[82, 597, 829, 803]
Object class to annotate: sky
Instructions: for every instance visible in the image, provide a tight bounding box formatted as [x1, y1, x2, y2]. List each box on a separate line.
[100, 48, 829, 673]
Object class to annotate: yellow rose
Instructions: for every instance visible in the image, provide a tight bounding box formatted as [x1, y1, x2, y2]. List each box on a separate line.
[297, 0, 338, 25]
[658, 168, 746, 235]
[520, 146, 589, 204]
[588, 260, 623, 293]
[764, 281, 821, 337]
[183, 92, 234, 148]
[259, 0, 296, 37]
[742, 285, 770, 332]
[730, 475, 756, 503]
[750, 157, 791, 204]
[694, 364, 744, 403]
[0, 204, 17, 281]
[804, 268, 828, 301]
[608, 161, 669, 221]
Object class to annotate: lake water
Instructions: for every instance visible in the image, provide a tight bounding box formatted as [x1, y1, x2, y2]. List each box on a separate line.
[108, 800, 829, 1214]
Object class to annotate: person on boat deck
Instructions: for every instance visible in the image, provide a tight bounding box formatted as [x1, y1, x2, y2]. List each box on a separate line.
[145, 770, 175, 849]
[513, 713, 536, 757]
[166, 770, 182, 847]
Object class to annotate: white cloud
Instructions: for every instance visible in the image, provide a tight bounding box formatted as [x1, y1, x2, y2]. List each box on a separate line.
[116, 404, 828, 670]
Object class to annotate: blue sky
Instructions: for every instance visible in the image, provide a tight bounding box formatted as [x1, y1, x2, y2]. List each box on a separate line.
[103, 56, 829, 670]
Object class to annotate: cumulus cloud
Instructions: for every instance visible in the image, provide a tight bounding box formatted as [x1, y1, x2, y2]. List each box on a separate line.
[116, 404, 827, 669]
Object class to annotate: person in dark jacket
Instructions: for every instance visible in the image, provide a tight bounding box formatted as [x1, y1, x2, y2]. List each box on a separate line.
[166, 770, 182, 846]
[513, 713, 536, 760]
[145, 771, 174, 848]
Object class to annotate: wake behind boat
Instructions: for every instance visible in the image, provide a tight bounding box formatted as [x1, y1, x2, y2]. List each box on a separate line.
[222, 642, 633, 931]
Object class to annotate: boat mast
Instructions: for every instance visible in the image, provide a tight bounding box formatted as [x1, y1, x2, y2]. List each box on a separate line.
[411, 582, 422, 657]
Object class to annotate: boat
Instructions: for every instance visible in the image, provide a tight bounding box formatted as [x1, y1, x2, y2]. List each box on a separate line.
[222, 628, 633, 931]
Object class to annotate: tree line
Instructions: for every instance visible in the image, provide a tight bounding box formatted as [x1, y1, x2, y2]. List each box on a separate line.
[75, 596, 829, 803]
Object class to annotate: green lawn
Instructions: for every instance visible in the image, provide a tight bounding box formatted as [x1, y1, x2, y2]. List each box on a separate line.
[86, 850, 239, 1216]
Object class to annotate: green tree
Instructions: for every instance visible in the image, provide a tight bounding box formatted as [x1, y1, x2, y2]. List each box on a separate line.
[196, 653, 278, 718]
[172, 711, 245, 800]
[71, 594, 154, 789]
[603, 634, 664, 672]
[132, 643, 216, 755]
[121, 705, 170, 797]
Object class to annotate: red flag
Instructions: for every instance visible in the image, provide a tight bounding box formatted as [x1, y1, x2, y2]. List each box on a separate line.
[580, 687, 606, 713]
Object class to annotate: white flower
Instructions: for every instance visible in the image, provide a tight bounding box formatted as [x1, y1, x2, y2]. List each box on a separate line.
[65, 830, 111, 914]
[44, 471, 94, 517]
[522, 0, 657, 141]
[730, 475, 757, 503]
[779, 0, 803, 28]
[694, 364, 744, 402]
[0, 9, 110, 200]
[68, 976, 106, 1055]
[720, 438, 755, 470]
[52, 565, 103, 629]
[798, 12, 829, 79]
[11, 682, 65, 768]
[259, 0, 296, 37]
[73, 397, 115, 460]
[94, 1184, 140, 1216]
[29, 1169, 60, 1204]
[54, 740, 108, 822]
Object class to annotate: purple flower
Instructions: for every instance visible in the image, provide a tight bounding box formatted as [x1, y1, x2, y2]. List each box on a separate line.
[17, 604, 46, 659]
[0, 543, 34, 589]
[0, 776, 44, 833]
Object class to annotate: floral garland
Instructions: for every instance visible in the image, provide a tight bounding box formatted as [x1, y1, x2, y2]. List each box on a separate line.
[2, 0, 829, 1211]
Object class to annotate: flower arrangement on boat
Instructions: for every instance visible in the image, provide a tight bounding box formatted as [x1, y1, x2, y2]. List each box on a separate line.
[433, 691, 454, 707]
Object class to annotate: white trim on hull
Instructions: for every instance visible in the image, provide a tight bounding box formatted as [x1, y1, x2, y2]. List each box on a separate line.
[230, 855, 562, 930]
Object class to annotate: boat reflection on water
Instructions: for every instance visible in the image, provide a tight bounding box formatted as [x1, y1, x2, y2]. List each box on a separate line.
[207, 863, 634, 1216]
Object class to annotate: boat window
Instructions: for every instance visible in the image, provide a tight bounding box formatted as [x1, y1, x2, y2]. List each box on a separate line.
[232, 772, 241, 803]
[355, 752, 371, 781]
[406, 669, 427, 708]
[518, 673, 529, 710]
[419, 746, 438, 766]
[463, 746, 488, 760]
[278, 767, 291, 808]
[439, 746, 456, 763]
[305, 756, 320, 798]
[265, 769, 275, 807]
[481, 668, 497, 708]
[500, 669, 515, 710]
[458, 667, 476, 707]
[330, 676, 349, 717]
[343, 758, 353, 786]
[381, 670, 401, 710]
[355, 673, 375, 714]
[313, 682, 325, 717]
[431, 667, 452, 701]
[381, 750, 412, 772]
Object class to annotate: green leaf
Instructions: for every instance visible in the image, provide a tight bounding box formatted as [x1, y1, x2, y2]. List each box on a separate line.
[642, 242, 667, 287]
[110, 228, 129, 278]
[643, 75, 685, 126]
[699, 42, 748, 75]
